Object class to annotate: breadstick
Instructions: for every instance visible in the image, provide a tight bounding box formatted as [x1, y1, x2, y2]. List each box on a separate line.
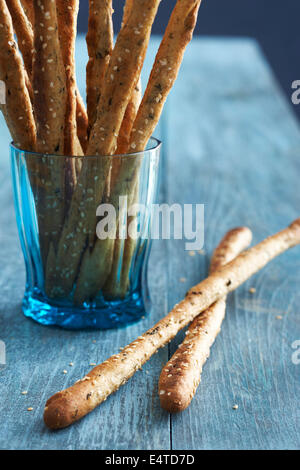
[71, 0, 161, 301]
[0, 0, 35, 151]
[32, 0, 67, 263]
[129, 0, 202, 152]
[76, 90, 88, 153]
[103, 0, 202, 299]
[33, 0, 66, 155]
[56, 0, 82, 156]
[44, 218, 300, 429]
[20, 0, 33, 25]
[86, 0, 113, 132]
[122, 0, 133, 25]
[104, 1, 143, 298]
[6, 0, 33, 79]
[87, 0, 161, 156]
[116, 79, 141, 154]
[159, 227, 252, 413]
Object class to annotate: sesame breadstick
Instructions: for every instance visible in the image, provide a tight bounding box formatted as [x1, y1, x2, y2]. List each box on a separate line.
[0, 0, 35, 150]
[67, 0, 161, 302]
[6, 0, 33, 79]
[44, 219, 300, 429]
[86, 0, 113, 133]
[32, 0, 67, 264]
[20, 0, 33, 25]
[159, 227, 252, 413]
[129, 0, 202, 153]
[44, 155, 110, 298]
[73, 153, 142, 304]
[122, 0, 133, 25]
[104, 1, 143, 299]
[56, 0, 83, 156]
[33, 0, 66, 154]
[76, 90, 88, 153]
[87, 0, 161, 156]
[101, 0, 202, 299]
[116, 78, 142, 154]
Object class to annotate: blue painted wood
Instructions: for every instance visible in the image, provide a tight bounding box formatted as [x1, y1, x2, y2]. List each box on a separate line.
[0, 37, 299, 450]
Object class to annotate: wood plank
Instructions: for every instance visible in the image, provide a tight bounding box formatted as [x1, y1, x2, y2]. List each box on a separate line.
[166, 38, 300, 450]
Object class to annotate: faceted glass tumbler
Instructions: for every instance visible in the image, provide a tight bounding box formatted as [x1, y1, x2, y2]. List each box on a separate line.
[10, 138, 161, 329]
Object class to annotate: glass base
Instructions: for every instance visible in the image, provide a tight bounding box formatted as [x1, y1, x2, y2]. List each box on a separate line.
[22, 289, 149, 330]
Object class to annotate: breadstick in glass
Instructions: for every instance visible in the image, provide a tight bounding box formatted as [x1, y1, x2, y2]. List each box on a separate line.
[87, 0, 161, 156]
[0, 0, 35, 150]
[86, 0, 113, 132]
[56, 0, 83, 156]
[6, 0, 33, 79]
[129, 0, 202, 153]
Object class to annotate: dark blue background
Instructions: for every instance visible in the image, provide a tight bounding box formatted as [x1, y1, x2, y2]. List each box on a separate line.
[78, 0, 300, 121]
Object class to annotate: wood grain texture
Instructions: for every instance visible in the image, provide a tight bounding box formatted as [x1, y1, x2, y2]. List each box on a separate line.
[0, 37, 299, 449]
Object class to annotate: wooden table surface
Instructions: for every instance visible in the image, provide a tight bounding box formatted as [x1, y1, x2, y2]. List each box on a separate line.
[0, 37, 299, 450]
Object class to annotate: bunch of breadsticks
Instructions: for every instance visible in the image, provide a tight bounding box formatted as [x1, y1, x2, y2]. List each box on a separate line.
[0, 0, 203, 303]
[44, 219, 300, 428]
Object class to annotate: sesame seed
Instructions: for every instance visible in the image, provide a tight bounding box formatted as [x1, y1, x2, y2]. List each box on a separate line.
[249, 287, 256, 294]
[159, 390, 165, 395]
[27, 407, 33, 411]
[69, 362, 74, 366]
[232, 404, 238, 410]
[63, 370, 67, 374]
[21, 391, 28, 395]
[90, 363, 96, 366]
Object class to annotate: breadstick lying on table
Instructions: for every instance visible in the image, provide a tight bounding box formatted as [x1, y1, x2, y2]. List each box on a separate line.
[86, 0, 113, 133]
[159, 227, 252, 413]
[0, 0, 36, 151]
[44, 218, 300, 429]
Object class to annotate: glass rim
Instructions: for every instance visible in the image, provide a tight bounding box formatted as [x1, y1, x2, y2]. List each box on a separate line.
[10, 136, 162, 159]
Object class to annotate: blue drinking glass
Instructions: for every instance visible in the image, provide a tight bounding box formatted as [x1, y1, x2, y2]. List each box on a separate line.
[10, 137, 161, 329]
